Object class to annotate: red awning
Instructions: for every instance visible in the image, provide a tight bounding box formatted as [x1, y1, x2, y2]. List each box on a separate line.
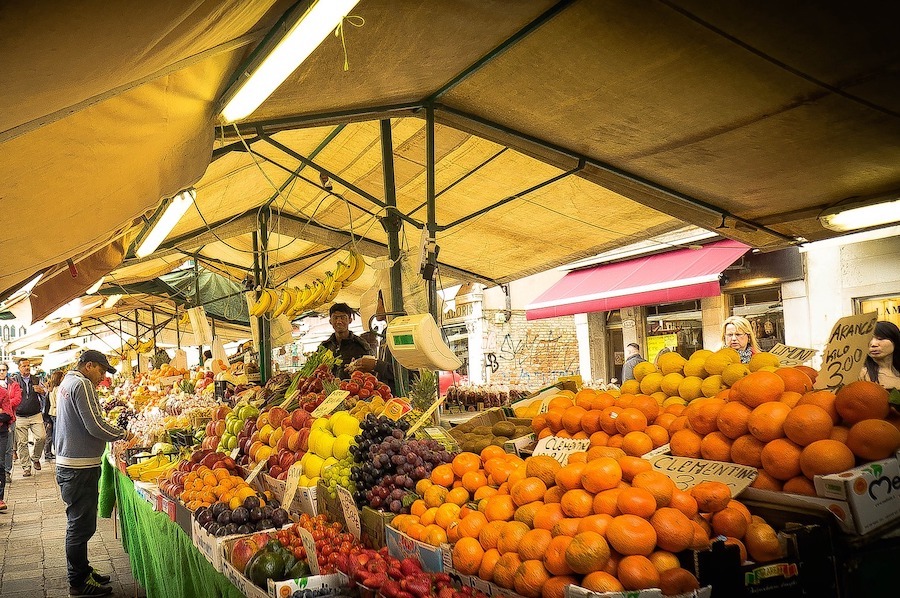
[525, 240, 749, 320]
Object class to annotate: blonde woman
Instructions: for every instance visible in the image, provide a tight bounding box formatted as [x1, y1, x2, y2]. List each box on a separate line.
[722, 315, 761, 364]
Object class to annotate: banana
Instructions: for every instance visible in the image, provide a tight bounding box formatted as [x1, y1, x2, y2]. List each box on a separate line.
[178, 312, 191, 328]
[333, 259, 351, 283]
[324, 280, 342, 303]
[345, 252, 366, 283]
[308, 279, 326, 307]
[249, 288, 273, 317]
[322, 272, 336, 298]
[264, 288, 278, 315]
[291, 286, 312, 314]
[272, 288, 293, 317]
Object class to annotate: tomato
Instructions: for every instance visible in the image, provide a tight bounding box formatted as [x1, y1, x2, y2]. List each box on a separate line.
[292, 547, 303, 560]
[320, 544, 333, 557]
[362, 380, 375, 390]
[340, 541, 352, 554]
[312, 529, 324, 541]
[291, 537, 301, 547]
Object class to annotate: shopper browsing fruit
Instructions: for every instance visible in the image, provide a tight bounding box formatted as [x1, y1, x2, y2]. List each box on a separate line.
[860, 321, 900, 391]
[621, 343, 646, 382]
[721, 315, 760, 364]
[0, 362, 21, 512]
[56, 350, 126, 597]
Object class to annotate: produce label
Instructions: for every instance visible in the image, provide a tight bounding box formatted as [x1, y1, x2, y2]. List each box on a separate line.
[311, 390, 350, 418]
[381, 398, 412, 421]
[422, 427, 458, 452]
[648, 454, 758, 495]
[814, 312, 878, 390]
[298, 527, 320, 575]
[533, 436, 591, 466]
[769, 343, 818, 366]
[245, 459, 267, 484]
[229, 447, 240, 460]
[282, 462, 303, 510]
[337, 486, 361, 539]
[406, 396, 445, 436]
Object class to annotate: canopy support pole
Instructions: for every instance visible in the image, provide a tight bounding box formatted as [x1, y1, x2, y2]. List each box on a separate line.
[175, 305, 181, 349]
[151, 306, 157, 350]
[380, 118, 409, 395]
[425, 105, 439, 319]
[134, 311, 140, 374]
[193, 257, 204, 362]
[254, 218, 272, 383]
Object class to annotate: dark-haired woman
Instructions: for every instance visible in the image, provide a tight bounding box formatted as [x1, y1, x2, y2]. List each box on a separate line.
[860, 321, 900, 391]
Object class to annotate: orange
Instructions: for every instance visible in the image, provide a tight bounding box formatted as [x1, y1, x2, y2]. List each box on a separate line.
[631, 470, 676, 508]
[524, 455, 561, 486]
[685, 398, 726, 435]
[760, 438, 803, 480]
[513, 560, 551, 598]
[779, 391, 803, 408]
[658, 568, 701, 596]
[452, 452, 482, 478]
[581, 410, 604, 436]
[483, 494, 516, 522]
[700, 431, 734, 461]
[618, 456, 653, 481]
[458, 511, 488, 538]
[599, 407, 624, 435]
[606, 514, 657, 556]
[492, 553, 523, 589]
[533, 503, 565, 531]
[562, 406, 588, 434]
[617, 555, 661, 591]
[582, 457, 622, 493]
[544, 410, 564, 434]
[435, 503, 462, 529]
[498, 521, 530, 555]
[560, 489, 594, 518]
[551, 517, 582, 538]
[846, 419, 900, 460]
[410, 499, 427, 517]
[733, 371, 785, 408]
[830, 426, 850, 443]
[648, 550, 681, 574]
[478, 548, 501, 581]
[452, 537, 484, 575]
[621, 431, 654, 456]
[446, 487, 470, 507]
[478, 520, 507, 550]
[462, 470, 488, 494]
[555, 462, 587, 491]
[579, 571, 624, 593]
[730, 434, 765, 467]
[668, 489, 699, 519]
[783, 476, 817, 496]
[796, 390, 839, 423]
[575, 388, 599, 408]
[424, 485, 449, 508]
[592, 489, 622, 516]
[747, 401, 791, 442]
[650, 507, 694, 552]
[631, 395, 661, 421]
[669, 428, 702, 458]
[431, 464, 455, 487]
[519, 528, 553, 561]
[835, 381, 890, 424]
[774, 367, 813, 394]
[548, 396, 574, 411]
[711, 507, 748, 538]
[422, 524, 448, 546]
[615, 408, 648, 434]
[745, 522, 785, 563]
[542, 576, 579, 598]
[474, 486, 498, 501]
[782, 404, 834, 446]
[511, 477, 548, 507]
[543, 535, 574, 576]
[564, 531, 611, 574]
[578, 514, 613, 536]
[690, 480, 731, 513]
[607, 434, 624, 448]
[481, 445, 507, 462]
[750, 470, 783, 492]
[514, 501, 543, 527]
[589, 431, 610, 447]
[644, 424, 670, 448]
[543, 485, 565, 504]
[420, 507, 438, 526]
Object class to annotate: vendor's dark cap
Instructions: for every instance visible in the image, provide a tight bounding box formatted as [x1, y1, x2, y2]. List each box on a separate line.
[79, 350, 116, 374]
[329, 303, 355, 317]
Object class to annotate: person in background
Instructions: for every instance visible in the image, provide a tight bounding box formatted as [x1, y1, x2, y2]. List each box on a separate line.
[13, 357, 47, 477]
[722, 315, 760, 364]
[203, 349, 213, 370]
[621, 343, 646, 382]
[56, 350, 125, 597]
[44, 370, 64, 460]
[860, 321, 900, 392]
[320, 303, 395, 391]
[0, 362, 22, 511]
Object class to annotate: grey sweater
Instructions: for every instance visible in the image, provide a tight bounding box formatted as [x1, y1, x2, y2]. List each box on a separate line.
[56, 370, 125, 469]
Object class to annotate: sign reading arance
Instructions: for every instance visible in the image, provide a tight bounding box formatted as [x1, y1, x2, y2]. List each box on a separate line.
[815, 312, 877, 390]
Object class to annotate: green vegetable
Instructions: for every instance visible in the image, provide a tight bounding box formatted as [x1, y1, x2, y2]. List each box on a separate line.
[285, 559, 311, 580]
[247, 549, 285, 588]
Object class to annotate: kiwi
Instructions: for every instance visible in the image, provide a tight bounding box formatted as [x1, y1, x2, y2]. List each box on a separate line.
[473, 425, 493, 436]
[491, 436, 510, 446]
[492, 421, 516, 437]
[473, 438, 492, 454]
[513, 426, 532, 438]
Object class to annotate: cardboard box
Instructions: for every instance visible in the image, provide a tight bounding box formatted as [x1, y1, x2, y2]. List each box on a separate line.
[220, 536, 346, 598]
[174, 498, 192, 536]
[191, 517, 246, 570]
[361, 506, 395, 549]
[133, 481, 158, 505]
[741, 488, 855, 534]
[503, 433, 535, 457]
[812, 455, 900, 535]
[566, 585, 711, 598]
[384, 524, 451, 573]
[316, 480, 345, 527]
[264, 474, 319, 516]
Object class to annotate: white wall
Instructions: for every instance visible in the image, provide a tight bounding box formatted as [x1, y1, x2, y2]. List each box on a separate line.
[482, 270, 567, 310]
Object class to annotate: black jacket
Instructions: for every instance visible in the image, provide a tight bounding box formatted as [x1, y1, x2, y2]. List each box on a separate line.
[320, 332, 396, 393]
[13, 373, 44, 417]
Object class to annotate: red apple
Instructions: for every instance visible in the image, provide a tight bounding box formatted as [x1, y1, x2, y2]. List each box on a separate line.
[268, 407, 289, 428]
[269, 465, 283, 479]
[296, 428, 310, 452]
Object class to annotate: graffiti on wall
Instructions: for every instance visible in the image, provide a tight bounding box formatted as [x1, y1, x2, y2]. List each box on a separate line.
[485, 328, 579, 385]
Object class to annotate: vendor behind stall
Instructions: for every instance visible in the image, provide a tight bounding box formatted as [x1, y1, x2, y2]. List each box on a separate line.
[320, 303, 395, 392]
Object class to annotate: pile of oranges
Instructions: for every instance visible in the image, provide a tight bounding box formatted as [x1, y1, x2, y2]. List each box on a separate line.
[178, 466, 269, 511]
[532, 350, 900, 496]
[392, 448, 784, 598]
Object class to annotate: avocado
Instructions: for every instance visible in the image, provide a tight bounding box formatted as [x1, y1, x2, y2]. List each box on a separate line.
[285, 559, 311, 580]
[247, 549, 285, 587]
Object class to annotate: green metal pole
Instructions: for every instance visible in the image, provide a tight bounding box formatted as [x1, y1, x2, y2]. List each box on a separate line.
[380, 118, 409, 395]
[258, 210, 272, 383]
[425, 105, 438, 319]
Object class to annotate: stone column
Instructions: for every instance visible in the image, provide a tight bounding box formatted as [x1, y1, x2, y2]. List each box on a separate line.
[586, 311, 608, 383]
[701, 295, 730, 350]
[620, 306, 648, 355]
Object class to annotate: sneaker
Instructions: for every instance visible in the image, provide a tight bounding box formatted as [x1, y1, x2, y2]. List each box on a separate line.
[6, 472, 11, 484]
[22, 469, 31, 477]
[32, 460, 41, 471]
[69, 577, 113, 597]
[90, 570, 111, 585]
[0, 500, 7, 512]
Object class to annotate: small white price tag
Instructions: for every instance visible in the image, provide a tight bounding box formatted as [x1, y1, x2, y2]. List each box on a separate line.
[282, 462, 303, 510]
[336, 486, 361, 539]
[298, 527, 320, 575]
[230, 447, 240, 460]
[245, 459, 267, 484]
[311, 390, 351, 418]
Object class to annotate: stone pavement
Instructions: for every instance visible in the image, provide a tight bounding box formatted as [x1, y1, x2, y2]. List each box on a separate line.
[0, 459, 146, 598]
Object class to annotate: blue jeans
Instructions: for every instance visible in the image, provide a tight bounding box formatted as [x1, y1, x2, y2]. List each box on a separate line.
[57, 466, 102, 587]
[4, 421, 13, 474]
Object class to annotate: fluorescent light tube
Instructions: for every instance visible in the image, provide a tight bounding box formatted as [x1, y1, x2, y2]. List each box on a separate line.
[220, 0, 360, 122]
[86, 277, 105, 294]
[103, 294, 122, 309]
[819, 197, 900, 232]
[135, 189, 196, 258]
[69, 326, 82, 336]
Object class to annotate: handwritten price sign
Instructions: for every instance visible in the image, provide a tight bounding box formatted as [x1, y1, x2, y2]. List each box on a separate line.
[533, 436, 591, 466]
[298, 527, 320, 575]
[815, 312, 877, 390]
[337, 486, 361, 539]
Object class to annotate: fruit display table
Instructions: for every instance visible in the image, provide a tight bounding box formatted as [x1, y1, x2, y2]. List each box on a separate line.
[107, 460, 243, 598]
